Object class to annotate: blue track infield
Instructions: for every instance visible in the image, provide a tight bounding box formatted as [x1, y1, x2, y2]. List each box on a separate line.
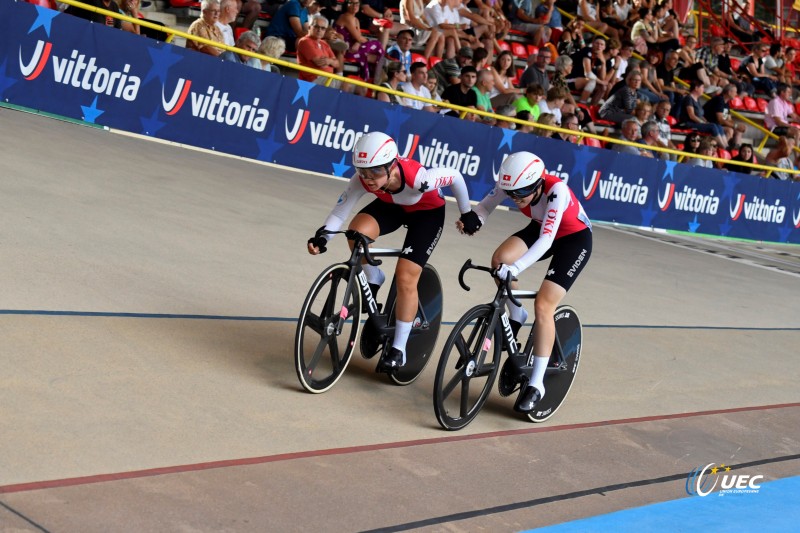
[525, 476, 800, 533]
[1, 309, 799, 331]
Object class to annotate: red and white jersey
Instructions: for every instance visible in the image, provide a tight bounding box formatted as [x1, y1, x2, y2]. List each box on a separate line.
[475, 174, 592, 271]
[321, 158, 472, 233]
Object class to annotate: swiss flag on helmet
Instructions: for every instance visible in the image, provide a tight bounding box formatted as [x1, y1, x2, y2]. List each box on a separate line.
[358, 151, 367, 158]
[502, 174, 512, 182]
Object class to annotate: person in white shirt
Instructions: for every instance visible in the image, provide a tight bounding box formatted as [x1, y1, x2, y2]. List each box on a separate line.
[400, 61, 439, 111]
[216, 0, 238, 47]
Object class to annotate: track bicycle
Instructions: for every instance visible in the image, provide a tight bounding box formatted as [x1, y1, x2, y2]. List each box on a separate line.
[432, 259, 583, 430]
[295, 229, 443, 393]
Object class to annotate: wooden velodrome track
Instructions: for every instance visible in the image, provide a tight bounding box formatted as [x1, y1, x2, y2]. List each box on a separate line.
[1, 107, 799, 532]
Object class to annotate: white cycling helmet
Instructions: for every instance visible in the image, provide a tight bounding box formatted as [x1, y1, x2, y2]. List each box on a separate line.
[352, 132, 398, 169]
[497, 151, 546, 197]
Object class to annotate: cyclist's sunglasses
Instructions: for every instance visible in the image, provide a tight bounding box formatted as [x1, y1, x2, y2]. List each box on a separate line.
[357, 166, 389, 181]
[505, 181, 542, 199]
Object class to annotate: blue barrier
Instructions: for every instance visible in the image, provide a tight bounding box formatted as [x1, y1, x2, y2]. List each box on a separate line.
[2, 1, 798, 243]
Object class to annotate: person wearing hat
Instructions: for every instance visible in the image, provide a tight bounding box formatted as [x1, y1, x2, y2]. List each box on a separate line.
[441, 65, 479, 117]
[430, 45, 473, 97]
[376, 61, 408, 104]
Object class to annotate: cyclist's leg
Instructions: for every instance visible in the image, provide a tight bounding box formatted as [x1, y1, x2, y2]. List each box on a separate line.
[519, 228, 592, 409]
[350, 201, 404, 297]
[382, 206, 444, 367]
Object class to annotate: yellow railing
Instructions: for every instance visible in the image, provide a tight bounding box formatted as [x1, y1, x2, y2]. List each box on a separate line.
[50, 1, 800, 177]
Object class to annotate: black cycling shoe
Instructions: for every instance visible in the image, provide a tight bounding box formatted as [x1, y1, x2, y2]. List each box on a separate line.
[497, 357, 522, 397]
[376, 347, 405, 373]
[514, 383, 542, 414]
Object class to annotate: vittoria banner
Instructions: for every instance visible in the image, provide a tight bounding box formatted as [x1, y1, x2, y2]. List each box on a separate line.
[1, 1, 798, 243]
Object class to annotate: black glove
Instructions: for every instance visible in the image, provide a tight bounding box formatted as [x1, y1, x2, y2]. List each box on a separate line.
[459, 210, 483, 235]
[308, 226, 328, 253]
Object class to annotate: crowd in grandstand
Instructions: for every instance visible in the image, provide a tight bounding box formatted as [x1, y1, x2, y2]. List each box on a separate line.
[54, 0, 800, 180]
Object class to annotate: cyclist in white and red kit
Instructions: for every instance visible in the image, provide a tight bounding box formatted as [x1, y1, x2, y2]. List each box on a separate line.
[460, 151, 592, 414]
[308, 132, 482, 372]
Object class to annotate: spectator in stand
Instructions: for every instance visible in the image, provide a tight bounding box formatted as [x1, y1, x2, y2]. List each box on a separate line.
[215, 0, 237, 46]
[519, 49, 552, 93]
[513, 110, 533, 132]
[632, 99, 653, 126]
[532, 112, 557, 137]
[335, 0, 386, 81]
[677, 79, 729, 149]
[765, 135, 798, 181]
[656, 49, 687, 106]
[537, 86, 568, 125]
[737, 44, 778, 98]
[474, 0, 511, 43]
[64, 0, 138, 33]
[637, 49, 669, 103]
[297, 15, 344, 83]
[651, 2, 680, 50]
[605, 40, 633, 94]
[489, 50, 521, 108]
[220, 30, 262, 67]
[454, 0, 495, 54]
[694, 37, 728, 93]
[724, 0, 764, 45]
[599, 69, 641, 125]
[704, 84, 746, 149]
[356, 0, 408, 50]
[682, 132, 702, 155]
[763, 43, 786, 80]
[376, 61, 408, 103]
[557, 16, 586, 57]
[675, 34, 697, 69]
[186, 0, 226, 56]
[630, 7, 673, 56]
[400, 0, 445, 59]
[726, 143, 759, 175]
[425, 70, 444, 102]
[554, 112, 582, 143]
[513, 83, 545, 121]
[552, 55, 576, 106]
[579, 0, 619, 40]
[237, 0, 261, 30]
[570, 36, 609, 105]
[265, 0, 311, 52]
[258, 36, 286, 72]
[401, 61, 438, 111]
[611, 118, 648, 156]
[716, 38, 754, 97]
[599, 0, 627, 36]
[640, 119, 669, 158]
[510, 0, 553, 47]
[765, 84, 800, 136]
[473, 68, 495, 114]
[685, 137, 716, 168]
[652, 100, 677, 158]
[494, 104, 517, 129]
[117, 0, 142, 36]
[425, 0, 477, 58]
[441, 65, 479, 116]
[472, 46, 491, 71]
[431, 45, 473, 96]
[385, 28, 415, 74]
[783, 48, 797, 89]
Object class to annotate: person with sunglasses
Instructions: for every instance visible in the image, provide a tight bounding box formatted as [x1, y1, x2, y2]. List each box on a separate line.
[307, 133, 481, 371]
[459, 151, 592, 413]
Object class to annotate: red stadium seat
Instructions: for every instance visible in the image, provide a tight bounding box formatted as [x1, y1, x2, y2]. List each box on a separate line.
[666, 115, 677, 126]
[709, 25, 726, 37]
[512, 42, 528, 60]
[587, 104, 616, 126]
[234, 27, 247, 41]
[743, 96, 758, 111]
[27, 0, 58, 7]
[730, 57, 741, 71]
[583, 137, 603, 148]
[169, 0, 200, 6]
[411, 52, 426, 65]
[717, 148, 732, 160]
[756, 98, 768, 113]
[729, 96, 745, 110]
[428, 55, 442, 69]
[795, 101, 800, 115]
[497, 40, 511, 52]
[526, 44, 539, 57]
[730, 148, 739, 158]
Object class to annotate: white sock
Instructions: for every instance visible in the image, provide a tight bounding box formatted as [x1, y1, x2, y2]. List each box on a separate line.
[391, 320, 412, 365]
[507, 301, 528, 325]
[362, 263, 385, 287]
[529, 355, 548, 398]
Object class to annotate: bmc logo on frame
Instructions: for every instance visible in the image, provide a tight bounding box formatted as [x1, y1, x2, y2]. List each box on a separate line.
[685, 463, 763, 497]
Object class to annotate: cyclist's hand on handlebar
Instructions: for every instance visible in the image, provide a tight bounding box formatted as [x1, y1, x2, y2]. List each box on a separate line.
[458, 210, 483, 236]
[308, 227, 328, 255]
[495, 263, 519, 281]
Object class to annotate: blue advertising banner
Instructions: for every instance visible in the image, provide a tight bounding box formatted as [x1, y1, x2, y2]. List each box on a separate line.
[2, 1, 798, 243]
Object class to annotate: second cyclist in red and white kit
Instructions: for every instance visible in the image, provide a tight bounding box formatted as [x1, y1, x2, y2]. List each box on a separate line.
[308, 132, 482, 372]
[461, 151, 592, 414]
